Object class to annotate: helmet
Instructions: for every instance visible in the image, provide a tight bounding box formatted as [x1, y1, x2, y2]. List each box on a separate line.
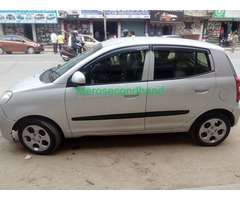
[122, 29, 129, 37]
[72, 30, 78, 35]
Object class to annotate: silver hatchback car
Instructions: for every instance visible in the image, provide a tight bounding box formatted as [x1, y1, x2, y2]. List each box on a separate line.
[0, 37, 240, 155]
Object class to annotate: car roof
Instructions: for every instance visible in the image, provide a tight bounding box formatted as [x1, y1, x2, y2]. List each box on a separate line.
[101, 37, 223, 52]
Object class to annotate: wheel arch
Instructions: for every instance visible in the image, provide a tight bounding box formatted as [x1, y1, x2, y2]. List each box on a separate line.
[0, 46, 4, 52]
[190, 108, 235, 131]
[27, 46, 36, 52]
[12, 115, 65, 139]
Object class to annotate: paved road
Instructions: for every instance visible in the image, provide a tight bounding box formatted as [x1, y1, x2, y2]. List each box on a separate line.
[0, 51, 240, 189]
[0, 53, 64, 94]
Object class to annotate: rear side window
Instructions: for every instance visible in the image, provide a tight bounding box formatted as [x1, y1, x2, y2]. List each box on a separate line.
[154, 50, 211, 80]
[1, 36, 12, 41]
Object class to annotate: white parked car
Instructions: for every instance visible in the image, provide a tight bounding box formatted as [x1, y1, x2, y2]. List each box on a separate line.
[68, 34, 99, 49]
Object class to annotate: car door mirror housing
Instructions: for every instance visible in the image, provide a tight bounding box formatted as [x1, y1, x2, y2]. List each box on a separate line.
[71, 71, 86, 86]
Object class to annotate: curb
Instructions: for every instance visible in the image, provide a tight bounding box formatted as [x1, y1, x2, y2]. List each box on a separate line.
[182, 184, 240, 190]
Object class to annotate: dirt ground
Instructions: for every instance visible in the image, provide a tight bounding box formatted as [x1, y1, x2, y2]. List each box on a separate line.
[1, 122, 240, 189]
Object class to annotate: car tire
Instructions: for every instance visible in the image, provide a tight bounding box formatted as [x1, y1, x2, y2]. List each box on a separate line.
[27, 47, 36, 54]
[18, 118, 62, 155]
[190, 112, 231, 146]
[62, 57, 70, 61]
[0, 47, 4, 54]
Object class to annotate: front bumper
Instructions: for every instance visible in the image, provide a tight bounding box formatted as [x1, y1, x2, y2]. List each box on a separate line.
[35, 45, 44, 52]
[0, 106, 15, 142]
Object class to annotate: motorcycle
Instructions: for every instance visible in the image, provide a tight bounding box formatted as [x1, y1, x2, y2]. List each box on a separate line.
[219, 39, 231, 47]
[60, 41, 88, 61]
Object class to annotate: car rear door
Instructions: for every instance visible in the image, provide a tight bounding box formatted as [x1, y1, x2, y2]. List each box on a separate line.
[0, 36, 12, 51]
[145, 46, 215, 131]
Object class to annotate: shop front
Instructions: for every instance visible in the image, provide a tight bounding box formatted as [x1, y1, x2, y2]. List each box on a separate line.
[149, 10, 184, 36]
[204, 10, 240, 43]
[57, 10, 150, 41]
[179, 10, 211, 40]
[57, 10, 91, 40]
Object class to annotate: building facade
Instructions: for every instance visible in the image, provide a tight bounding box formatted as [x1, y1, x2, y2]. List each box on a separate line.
[2, 10, 236, 44]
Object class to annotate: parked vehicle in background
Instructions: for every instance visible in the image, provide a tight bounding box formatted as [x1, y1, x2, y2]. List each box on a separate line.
[0, 35, 44, 54]
[0, 37, 239, 155]
[77, 34, 99, 49]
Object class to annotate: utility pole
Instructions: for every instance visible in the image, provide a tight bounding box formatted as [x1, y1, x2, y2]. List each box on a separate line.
[103, 10, 107, 40]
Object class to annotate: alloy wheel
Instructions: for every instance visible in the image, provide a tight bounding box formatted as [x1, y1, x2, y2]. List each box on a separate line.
[22, 125, 51, 152]
[198, 118, 227, 144]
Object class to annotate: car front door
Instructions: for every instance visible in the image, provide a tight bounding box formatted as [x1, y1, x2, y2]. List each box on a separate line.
[10, 36, 26, 51]
[145, 46, 215, 131]
[65, 46, 150, 136]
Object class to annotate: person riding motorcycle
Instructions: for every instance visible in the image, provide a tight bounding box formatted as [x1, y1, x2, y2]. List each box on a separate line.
[122, 29, 129, 37]
[71, 30, 82, 54]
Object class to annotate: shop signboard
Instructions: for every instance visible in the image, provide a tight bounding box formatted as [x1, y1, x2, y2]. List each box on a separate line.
[105, 10, 150, 18]
[213, 10, 240, 18]
[0, 10, 58, 24]
[150, 10, 184, 23]
[57, 10, 150, 19]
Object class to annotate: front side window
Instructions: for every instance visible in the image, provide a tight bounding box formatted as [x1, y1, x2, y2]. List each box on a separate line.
[80, 50, 146, 85]
[11, 37, 22, 42]
[154, 50, 211, 80]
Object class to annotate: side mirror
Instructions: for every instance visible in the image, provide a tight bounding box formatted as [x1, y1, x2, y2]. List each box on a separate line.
[71, 71, 86, 86]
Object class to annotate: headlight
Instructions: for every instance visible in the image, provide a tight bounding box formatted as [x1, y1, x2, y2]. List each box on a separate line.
[0, 91, 13, 105]
[34, 43, 40, 47]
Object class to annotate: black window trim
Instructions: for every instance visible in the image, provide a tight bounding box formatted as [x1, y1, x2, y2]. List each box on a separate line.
[152, 45, 211, 54]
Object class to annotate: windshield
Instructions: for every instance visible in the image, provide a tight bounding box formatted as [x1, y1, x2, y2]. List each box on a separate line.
[49, 43, 103, 82]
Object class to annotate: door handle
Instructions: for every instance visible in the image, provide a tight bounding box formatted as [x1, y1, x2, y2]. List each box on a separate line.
[124, 94, 140, 98]
[194, 87, 210, 94]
